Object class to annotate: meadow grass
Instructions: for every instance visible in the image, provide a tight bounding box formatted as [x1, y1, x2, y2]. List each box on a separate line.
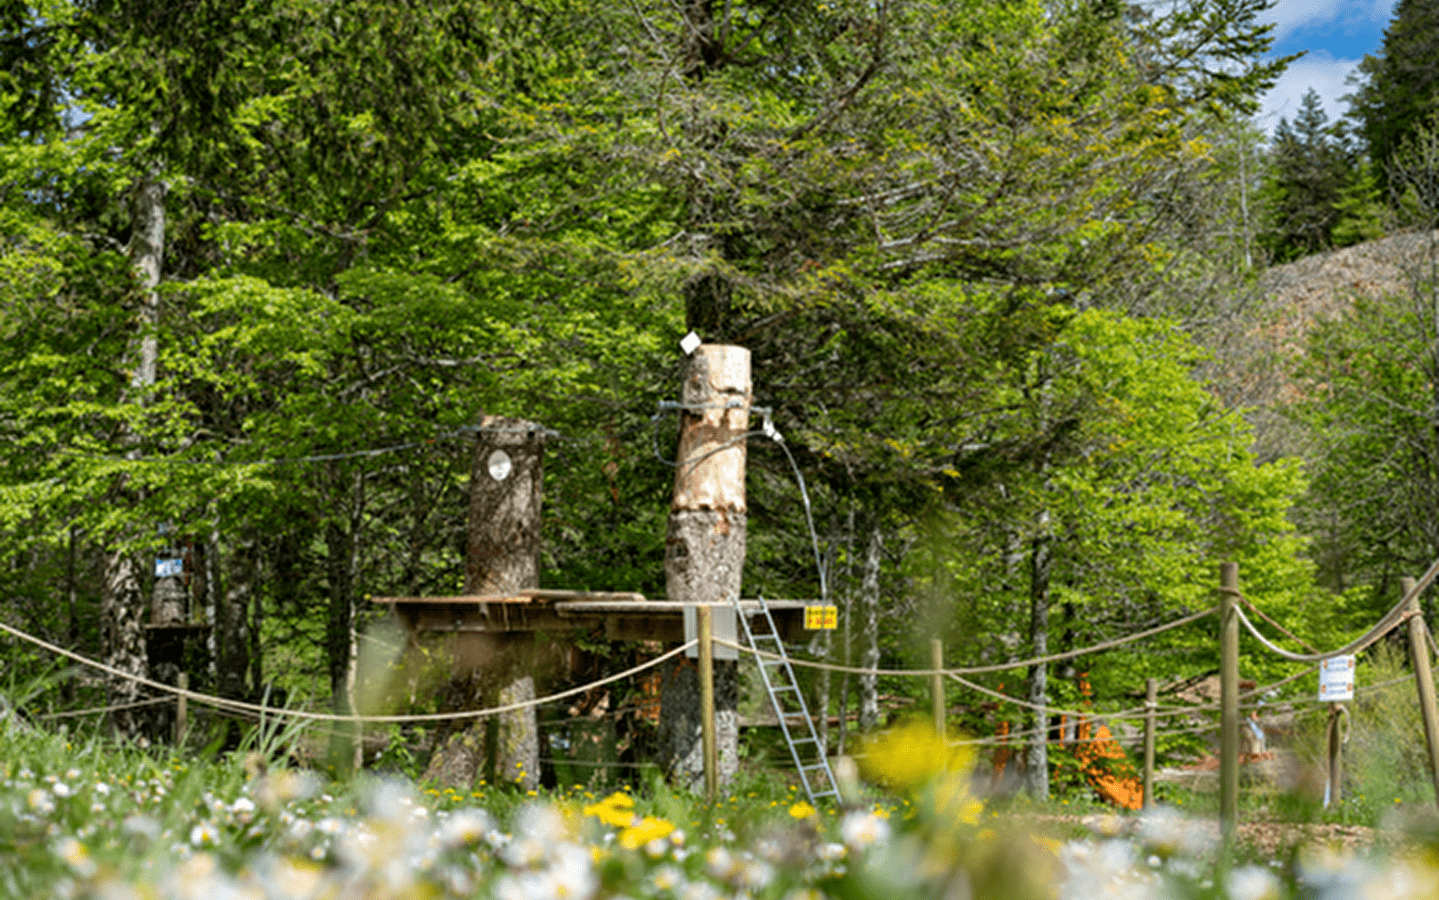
[5, 710, 1439, 899]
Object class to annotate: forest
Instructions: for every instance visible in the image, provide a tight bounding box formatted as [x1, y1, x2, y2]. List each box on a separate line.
[3, 0, 1439, 798]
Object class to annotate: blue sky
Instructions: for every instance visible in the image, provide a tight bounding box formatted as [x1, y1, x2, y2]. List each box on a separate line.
[1256, 0, 1395, 132]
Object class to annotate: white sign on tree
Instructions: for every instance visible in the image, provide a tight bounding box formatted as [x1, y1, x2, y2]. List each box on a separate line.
[1319, 655, 1355, 702]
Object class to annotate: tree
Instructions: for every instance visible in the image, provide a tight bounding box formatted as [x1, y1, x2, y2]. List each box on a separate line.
[1261, 89, 1361, 261]
[1295, 121, 1439, 614]
[1349, 0, 1439, 188]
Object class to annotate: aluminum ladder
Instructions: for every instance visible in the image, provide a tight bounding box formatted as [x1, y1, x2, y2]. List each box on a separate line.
[735, 596, 841, 805]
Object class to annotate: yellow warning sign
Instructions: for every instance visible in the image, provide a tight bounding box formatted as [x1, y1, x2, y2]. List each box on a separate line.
[805, 605, 838, 629]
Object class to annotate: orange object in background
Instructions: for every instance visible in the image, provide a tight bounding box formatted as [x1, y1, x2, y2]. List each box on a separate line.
[1074, 721, 1143, 810]
[992, 720, 1012, 786]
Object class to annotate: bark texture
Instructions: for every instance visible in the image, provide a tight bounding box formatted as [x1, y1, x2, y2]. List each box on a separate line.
[858, 528, 882, 733]
[661, 344, 749, 792]
[101, 172, 167, 739]
[425, 417, 546, 792]
[1023, 517, 1052, 801]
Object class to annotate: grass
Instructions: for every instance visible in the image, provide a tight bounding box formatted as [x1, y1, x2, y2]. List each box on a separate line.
[10, 691, 1439, 899]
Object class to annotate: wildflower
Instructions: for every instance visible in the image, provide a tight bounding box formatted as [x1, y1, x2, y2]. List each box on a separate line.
[230, 796, 256, 824]
[788, 801, 816, 820]
[54, 836, 96, 878]
[704, 846, 736, 880]
[583, 791, 635, 828]
[189, 822, 219, 847]
[28, 788, 55, 816]
[500, 837, 547, 869]
[840, 810, 890, 852]
[651, 864, 686, 892]
[1226, 865, 1283, 900]
[438, 808, 494, 848]
[52, 782, 72, 798]
[619, 816, 675, 850]
[551, 843, 599, 899]
[858, 722, 971, 790]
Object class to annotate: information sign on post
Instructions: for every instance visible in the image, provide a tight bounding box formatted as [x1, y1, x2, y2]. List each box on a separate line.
[1319, 655, 1355, 702]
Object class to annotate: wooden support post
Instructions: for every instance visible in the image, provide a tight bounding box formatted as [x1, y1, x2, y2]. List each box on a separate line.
[699, 605, 718, 800]
[1143, 677, 1156, 810]
[931, 638, 945, 743]
[175, 672, 188, 745]
[1219, 562, 1240, 840]
[1326, 702, 1343, 806]
[1403, 576, 1439, 807]
[661, 345, 749, 792]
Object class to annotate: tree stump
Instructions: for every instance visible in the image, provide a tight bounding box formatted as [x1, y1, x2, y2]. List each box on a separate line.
[660, 344, 749, 791]
[424, 416, 546, 791]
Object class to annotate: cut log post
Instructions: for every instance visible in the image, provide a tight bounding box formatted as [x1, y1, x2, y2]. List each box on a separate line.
[424, 416, 546, 792]
[931, 638, 945, 745]
[1402, 576, 1439, 807]
[1219, 562, 1240, 842]
[1143, 677, 1156, 810]
[175, 672, 188, 746]
[661, 345, 749, 793]
[1326, 702, 1344, 806]
[699, 605, 718, 800]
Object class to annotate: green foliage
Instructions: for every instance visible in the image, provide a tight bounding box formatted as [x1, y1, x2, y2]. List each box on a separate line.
[1259, 89, 1373, 262]
[0, 0, 1319, 765]
[1349, 0, 1439, 189]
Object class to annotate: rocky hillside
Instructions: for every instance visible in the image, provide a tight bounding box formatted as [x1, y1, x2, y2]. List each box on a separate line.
[1207, 231, 1439, 462]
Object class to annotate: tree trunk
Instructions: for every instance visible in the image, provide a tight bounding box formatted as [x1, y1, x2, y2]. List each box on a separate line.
[425, 418, 547, 791]
[660, 345, 748, 792]
[101, 172, 167, 739]
[837, 504, 855, 755]
[1023, 514, 1052, 800]
[218, 536, 254, 700]
[858, 528, 882, 733]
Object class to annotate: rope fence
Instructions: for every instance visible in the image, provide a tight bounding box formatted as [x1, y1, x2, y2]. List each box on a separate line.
[7, 553, 1439, 820]
[0, 619, 694, 726]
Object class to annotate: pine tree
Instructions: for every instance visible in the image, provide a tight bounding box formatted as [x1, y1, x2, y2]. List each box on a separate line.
[1261, 89, 1360, 261]
[1349, 0, 1439, 187]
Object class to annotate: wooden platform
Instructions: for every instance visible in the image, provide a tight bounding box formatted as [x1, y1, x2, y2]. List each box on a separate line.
[373, 589, 812, 643]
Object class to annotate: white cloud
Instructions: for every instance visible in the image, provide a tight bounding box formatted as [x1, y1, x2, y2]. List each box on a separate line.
[1256, 51, 1361, 131]
[1261, 0, 1393, 41]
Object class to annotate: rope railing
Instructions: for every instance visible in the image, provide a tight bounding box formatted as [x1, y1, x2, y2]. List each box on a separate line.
[714, 604, 1218, 679]
[36, 695, 173, 720]
[1229, 554, 1439, 664]
[0, 620, 694, 725]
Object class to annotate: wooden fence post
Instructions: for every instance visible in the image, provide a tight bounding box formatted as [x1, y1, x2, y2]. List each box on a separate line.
[1219, 562, 1239, 840]
[1403, 576, 1439, 807]
[932, 638, 945, 744]
[175, 672, 188, 745]
[1326, 702, 1343, 806]
[699, 605, 718, 800]
[1143, 677, 1156, 810]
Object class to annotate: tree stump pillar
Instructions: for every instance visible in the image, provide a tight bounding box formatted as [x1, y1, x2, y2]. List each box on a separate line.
[660, 344, 749, 792]
[424, 416, 546, 791]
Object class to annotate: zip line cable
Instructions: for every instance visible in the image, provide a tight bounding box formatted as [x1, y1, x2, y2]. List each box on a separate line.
[61, 423, 565, 469]
[713, 604, 1217, 678]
